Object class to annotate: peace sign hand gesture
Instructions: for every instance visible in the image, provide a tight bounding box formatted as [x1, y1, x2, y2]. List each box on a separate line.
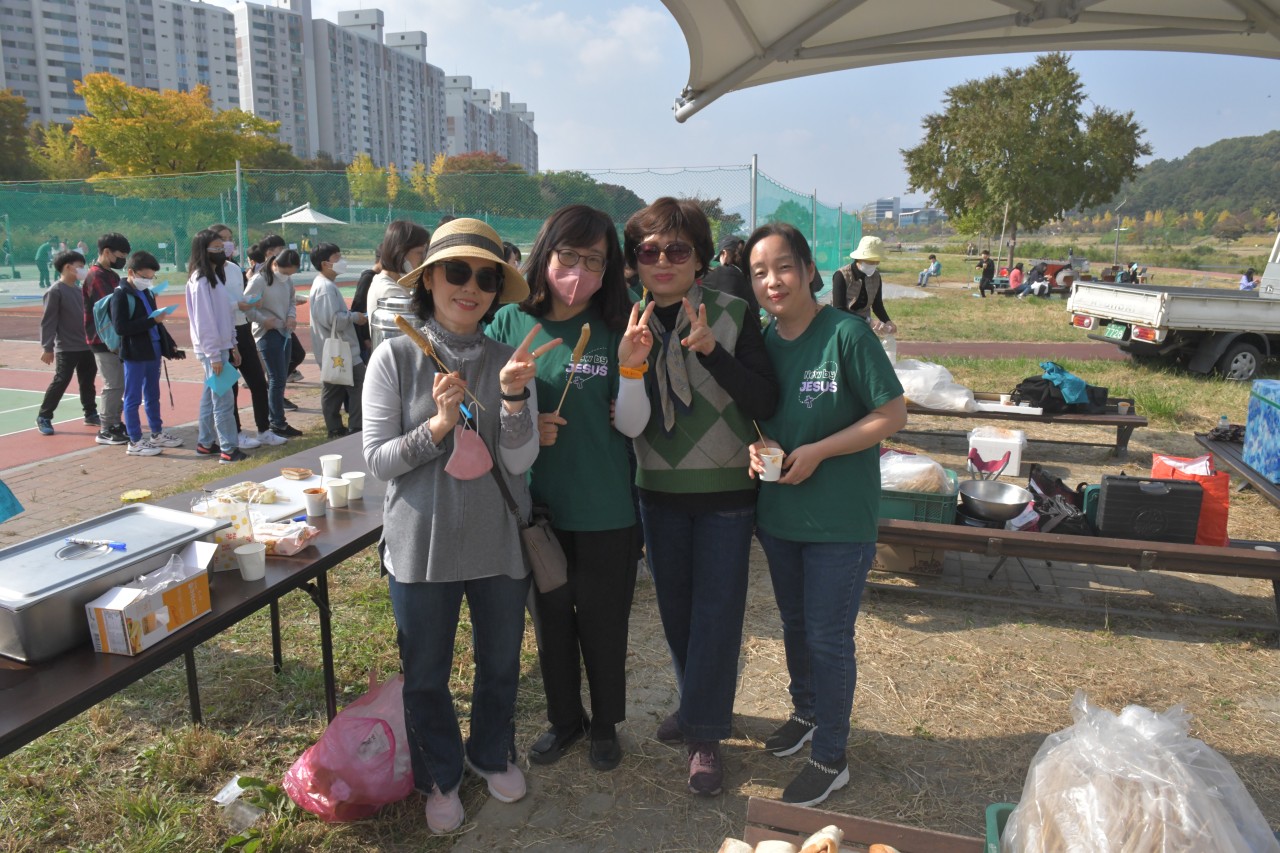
[500, 323, 562, 399]
[680, 297, 716, 356]
[619, 301, 655, 369]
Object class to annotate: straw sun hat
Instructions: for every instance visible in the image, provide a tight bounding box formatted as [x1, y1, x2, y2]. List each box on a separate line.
[849, 235, 885, 262]
[398, 218, 529, 304]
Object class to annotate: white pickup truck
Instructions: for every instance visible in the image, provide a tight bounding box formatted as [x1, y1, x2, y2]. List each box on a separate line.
[1067, 232, 1280, 380]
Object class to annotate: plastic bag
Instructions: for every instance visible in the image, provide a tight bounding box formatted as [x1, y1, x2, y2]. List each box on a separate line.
[283, 673, 413, 822]
[205, 498, 254, 572]
[1001, 691, 1280, 853]
[1151, 454, 1230, 548]
[894, 359, 976, 412]
[880, 450, 955, 494]
[252, 521, 320, 556]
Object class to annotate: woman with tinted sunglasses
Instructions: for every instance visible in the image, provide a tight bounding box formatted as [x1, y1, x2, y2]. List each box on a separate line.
[486, 205, 653, 773]
[362, 219, 559, 834]
[623, 197, 779, 798]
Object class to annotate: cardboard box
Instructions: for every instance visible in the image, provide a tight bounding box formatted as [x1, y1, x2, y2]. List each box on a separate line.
[84, 541, 216, 656]
[968, 427, 1026, 477]
[1242, 379, 1280, 485]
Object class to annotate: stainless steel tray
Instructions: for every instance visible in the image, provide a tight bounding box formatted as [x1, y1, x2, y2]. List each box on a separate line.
[0, 505, 230, 662]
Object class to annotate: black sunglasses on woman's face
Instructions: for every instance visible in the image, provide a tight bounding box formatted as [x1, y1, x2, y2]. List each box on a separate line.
[439, 260, 502, 293]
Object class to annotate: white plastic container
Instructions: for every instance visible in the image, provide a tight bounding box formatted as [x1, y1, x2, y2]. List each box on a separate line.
[968, 426, 1027, 477]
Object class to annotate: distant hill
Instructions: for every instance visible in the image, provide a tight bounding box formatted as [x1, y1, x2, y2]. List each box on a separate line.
[1114, 131, 1280, 214]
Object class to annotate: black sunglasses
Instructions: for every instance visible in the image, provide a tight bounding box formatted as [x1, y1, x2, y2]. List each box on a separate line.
[634, 241, 694, 266]
[439, 260, 502, 293]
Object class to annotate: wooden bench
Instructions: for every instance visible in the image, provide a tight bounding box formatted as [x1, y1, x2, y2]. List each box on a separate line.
[1196, 434, 1280, 510]
[744, 797, 984, 852]
[901, 395, 1146, 460]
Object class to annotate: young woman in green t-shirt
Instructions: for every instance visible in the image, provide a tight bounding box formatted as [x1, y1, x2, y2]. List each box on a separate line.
[744, 222, 906, 808]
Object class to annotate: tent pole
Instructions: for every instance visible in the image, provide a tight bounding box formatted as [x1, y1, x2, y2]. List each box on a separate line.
[750, 154, 758, 229]
[235, 161, 245, 261]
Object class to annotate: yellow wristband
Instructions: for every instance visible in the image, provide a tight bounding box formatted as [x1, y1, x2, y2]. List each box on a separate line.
[619, 363, 648, 380]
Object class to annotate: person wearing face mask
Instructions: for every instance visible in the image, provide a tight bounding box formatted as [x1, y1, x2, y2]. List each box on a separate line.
[36, 250, 99, 436]
[365, 220, 431, 351]
[244, 249, 304, 445]
[208, 224, 270, 450]
[830, 236, 897, 334]
[309, 241, 367, 437]
[187, 230, 244, 464]
[81, 232, 133, 446]
[112, 251, 185, 457]
[486, 204, 652, 773]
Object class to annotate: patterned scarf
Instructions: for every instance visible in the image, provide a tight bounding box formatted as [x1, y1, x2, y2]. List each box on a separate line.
[646, 286, 703, 434]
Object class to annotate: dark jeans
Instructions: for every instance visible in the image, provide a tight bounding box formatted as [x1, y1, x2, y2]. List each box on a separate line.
[232, 323, 270, 433]
[756, 532, 874, 765]
[529, 525, 638, 730]
[979, 277, 995, 297]
[639, 496, 755, 741]
[288, 332, 306, 373]
[388, 572, 530, 795]
[256, 329, 289, 430]
[39, 350, 98, 420]
[321, 362, 363, 435]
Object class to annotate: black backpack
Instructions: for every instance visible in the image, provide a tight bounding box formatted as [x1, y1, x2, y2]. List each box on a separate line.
[1011, 377, 1108, 414]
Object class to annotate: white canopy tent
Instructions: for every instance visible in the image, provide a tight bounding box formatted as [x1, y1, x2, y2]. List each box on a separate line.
[267, 203, 348, 226]
[662, 0, 1280, 122]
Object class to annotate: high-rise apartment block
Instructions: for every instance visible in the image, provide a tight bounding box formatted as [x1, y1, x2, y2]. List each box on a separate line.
[0, 0, 536, 171]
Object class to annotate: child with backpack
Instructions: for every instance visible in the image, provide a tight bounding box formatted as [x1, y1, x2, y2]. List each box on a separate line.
[36, 250, 98, 436]
[111, 251, 185, 457]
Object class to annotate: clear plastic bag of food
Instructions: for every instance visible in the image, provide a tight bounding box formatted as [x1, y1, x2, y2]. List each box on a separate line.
[894, 359, 977, 412]
[1002, 691, 1280, 853]
[880, 450, 955, 495]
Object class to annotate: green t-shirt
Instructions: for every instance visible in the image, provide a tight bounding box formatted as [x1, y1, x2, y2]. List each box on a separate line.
[487, 303, 635, 532]
[758, 307, 904, 543]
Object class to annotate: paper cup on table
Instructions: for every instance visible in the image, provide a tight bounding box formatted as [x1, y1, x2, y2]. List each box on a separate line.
[344, 471, 366, 499]
[327, 479, 349, 508]
[318, 454, 342, 478]
[1117, 401, 1131, 414]
[303, 487, 327, 518]
[759, 447, 785, 482]
[999, 393, 1012, 405]
[234, 542, 267, 582]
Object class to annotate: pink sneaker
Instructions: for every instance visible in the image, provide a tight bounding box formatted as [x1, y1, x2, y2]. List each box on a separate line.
[425, 786, 464, 834]
[464, 756, 527, 803]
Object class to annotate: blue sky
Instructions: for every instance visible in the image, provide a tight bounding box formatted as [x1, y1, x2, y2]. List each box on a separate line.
[239, 0, 1280, 210]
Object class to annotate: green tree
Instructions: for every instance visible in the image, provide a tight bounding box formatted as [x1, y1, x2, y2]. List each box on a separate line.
[346, 153, 387, 209]
[29, 123, 98, 179]
[431, 152, 538, 217]
[902, 53, 1150, 261]
[692, 196, 746, 243]
[408, 161, 431, 205]
[763, 199, 810, 232]
[0, 89, 36, 180]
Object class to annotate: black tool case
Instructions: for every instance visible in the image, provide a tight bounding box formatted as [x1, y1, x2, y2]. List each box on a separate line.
[1095, 475, 1203, 543]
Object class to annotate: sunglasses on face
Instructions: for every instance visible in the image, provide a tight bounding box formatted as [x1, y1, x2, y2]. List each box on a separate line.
[634, 241, 694, 266]
[439, 260, 502, 293]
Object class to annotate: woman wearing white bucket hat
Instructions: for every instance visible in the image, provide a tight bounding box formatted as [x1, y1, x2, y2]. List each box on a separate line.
[830, 236, 896, 335]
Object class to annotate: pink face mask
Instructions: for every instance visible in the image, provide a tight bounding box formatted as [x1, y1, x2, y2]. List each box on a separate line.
[444, 421, 493, 480]
[547, 265, 603, 307]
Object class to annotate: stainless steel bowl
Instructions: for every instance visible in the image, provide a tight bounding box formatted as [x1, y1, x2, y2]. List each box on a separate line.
[958, 479, 1034, 522]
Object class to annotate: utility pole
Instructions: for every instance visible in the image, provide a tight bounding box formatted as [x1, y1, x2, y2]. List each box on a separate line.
[1112, 198, 1128, 267]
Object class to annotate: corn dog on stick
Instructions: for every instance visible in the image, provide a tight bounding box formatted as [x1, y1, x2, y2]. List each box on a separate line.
[554, 322, 591, 415]
[394, 314, 486, 411]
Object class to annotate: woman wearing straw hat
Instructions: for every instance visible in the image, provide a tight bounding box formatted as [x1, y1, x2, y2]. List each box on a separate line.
[362, 218, 561, 834]
[830, 235, 897, 335]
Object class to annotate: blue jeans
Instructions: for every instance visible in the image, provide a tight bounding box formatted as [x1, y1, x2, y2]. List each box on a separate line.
[756, 532, 874, 765]
[196, 352, 238, 451]
[388, 572, 530, 795]
[639, 497, 754, 741]
[122, 341, 163, 443]
[256, 329, 289, 431]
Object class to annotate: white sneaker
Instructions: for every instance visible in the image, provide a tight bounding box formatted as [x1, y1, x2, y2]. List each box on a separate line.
[126, 438, 162, 457]
[238, 431, 262, 449]
[257, 429, 287, 446]
[149, 430, 184, 448]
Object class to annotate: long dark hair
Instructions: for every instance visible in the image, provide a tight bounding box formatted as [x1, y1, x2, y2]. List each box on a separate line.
[520, 204, 629, 332]
[378, 220, 430, 278]
[743, 222, 815, 280]
[189, 229, 227, 285]
[264, 249, 301, 287]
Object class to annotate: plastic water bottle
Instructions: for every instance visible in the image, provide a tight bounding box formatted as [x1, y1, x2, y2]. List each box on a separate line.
[881, 333, 898, 365]
[1218, 414, 1230, 431]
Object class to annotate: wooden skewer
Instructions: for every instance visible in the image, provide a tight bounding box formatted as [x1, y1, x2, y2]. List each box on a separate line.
[394, 314, 486, 411]
[753, 419, 768, 446]
[554, 322, 591, 415]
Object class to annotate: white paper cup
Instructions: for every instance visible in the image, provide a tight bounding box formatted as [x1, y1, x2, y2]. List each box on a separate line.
[327, 478, 349, 508]
[999, 394, 1012, 405]
[318, 454, 343, 478]
[1117, 401, 1131, 414]
[760, 447, 784, 482]
[344, 471, 366, 499]
[303, 487, 327, 518]
[234, 542, 267, 582]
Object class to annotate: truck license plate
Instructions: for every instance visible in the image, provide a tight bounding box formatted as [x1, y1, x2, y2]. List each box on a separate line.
[1104, 322, 1127, 340]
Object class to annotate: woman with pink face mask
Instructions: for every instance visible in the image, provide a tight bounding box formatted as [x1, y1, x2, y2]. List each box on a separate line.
[486, 204, 653, 772]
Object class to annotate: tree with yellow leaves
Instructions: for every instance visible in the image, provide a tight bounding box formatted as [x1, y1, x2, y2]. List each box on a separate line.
[346, 153, 387, 210]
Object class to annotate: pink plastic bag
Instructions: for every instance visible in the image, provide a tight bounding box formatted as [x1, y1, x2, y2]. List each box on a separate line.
[283, 673, 414, 822]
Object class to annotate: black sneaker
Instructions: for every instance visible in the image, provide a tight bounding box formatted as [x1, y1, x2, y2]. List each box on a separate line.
[83, 413, 101, 426]
[781, 757, 849, 807]
[588, 728, 623, 772]
[96, 429, 128, 446]
[764, 715, 816, 757]
[273, 423, 304, 438]
[328, 428, 350, 439]
[528, 719, 589, 766]
[282, 397, 299, 411]
[196, 443, 221, 456]
[110, 422, 128, 436]
[219, 448, 248, 465]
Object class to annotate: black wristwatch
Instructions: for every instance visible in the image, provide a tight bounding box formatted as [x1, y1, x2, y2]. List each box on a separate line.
[499, 387, 530, 402]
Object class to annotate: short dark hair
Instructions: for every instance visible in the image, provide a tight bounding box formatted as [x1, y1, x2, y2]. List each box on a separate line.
[378, 220, 430, 278]
[981, 249, 990, 256]
[503, 241, 522, 264]
[53, 250, 86, 272]
[623, 197, 714, 279]
[928, 254, 937, 260]
[98, 233, 130, 254]
[742, 222, 816, 302]
[128, 251, 160, 273]
[410, 263, 504, 325]
[311, 242, 341, 270]
[519, 204, 629, 332]
[259, 234, 286, 252]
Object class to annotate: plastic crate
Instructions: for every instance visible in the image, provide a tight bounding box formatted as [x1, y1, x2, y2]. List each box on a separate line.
[985, 802, 1014, 852]
[879, 469, 959, 524]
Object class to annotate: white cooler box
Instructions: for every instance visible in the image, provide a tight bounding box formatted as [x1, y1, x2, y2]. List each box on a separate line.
[968, 427, 1027, 477]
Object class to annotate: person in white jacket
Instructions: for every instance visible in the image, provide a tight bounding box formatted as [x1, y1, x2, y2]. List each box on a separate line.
[309, 241, 367, 437]
[185, 229, 244, 463]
